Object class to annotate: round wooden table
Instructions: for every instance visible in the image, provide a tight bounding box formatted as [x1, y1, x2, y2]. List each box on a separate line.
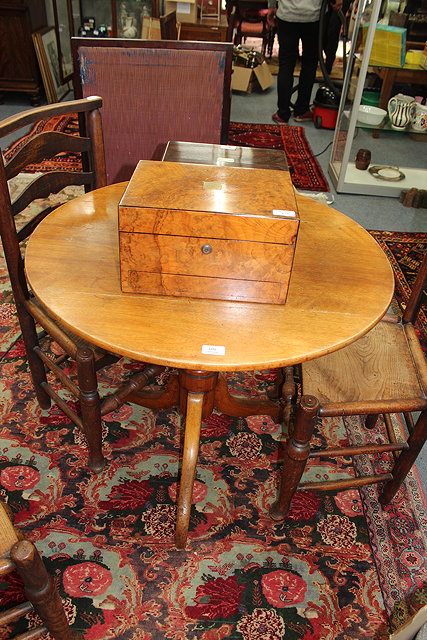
[25, 182, 394, 546]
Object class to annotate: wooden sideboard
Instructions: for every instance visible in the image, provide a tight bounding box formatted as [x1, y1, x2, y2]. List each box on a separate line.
[179, 15, 232, 42]
[0, 0, 47, 105]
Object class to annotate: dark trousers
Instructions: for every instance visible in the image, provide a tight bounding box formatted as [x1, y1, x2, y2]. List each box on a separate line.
[322, 0, 350, 75]
[276, 19, 319, 121]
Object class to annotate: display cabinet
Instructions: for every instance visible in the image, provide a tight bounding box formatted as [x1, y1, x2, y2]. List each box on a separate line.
[46, 0, 162, 89]
[78, 0, 159, 37]
[328, 0, 427, 196]
[0, 0, 48, 105]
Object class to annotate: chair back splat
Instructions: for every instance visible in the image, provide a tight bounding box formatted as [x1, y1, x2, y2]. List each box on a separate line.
[0, 98, 164, 473]
[271, 250, 427, 520]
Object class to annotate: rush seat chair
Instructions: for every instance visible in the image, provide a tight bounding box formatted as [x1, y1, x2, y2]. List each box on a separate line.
[0, 98, 163, 473]
[271, 250, 427, 520]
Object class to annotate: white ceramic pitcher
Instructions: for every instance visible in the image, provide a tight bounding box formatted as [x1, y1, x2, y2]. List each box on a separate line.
[387, 94, 416, 130]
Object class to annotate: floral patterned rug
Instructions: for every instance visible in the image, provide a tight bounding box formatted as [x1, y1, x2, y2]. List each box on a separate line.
[369, 230, 426, 351]
[0, 179, 426, 638]
[3, 350, 427, 640]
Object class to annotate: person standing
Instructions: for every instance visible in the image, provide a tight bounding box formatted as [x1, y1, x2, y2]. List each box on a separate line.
[323, 0, 351, 75]
[267, 0, 342, 124]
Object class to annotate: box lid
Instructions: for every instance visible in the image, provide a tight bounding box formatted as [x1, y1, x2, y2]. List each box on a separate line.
[119, 160, 299, 243]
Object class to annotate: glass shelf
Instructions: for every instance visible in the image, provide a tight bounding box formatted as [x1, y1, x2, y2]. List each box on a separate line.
[327, 0, 427, 196]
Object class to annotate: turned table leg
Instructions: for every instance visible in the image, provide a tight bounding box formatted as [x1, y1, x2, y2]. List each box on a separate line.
[129, 367, 283, 546]
[175, 390, 204, 549]
[175, 370, 217, 548]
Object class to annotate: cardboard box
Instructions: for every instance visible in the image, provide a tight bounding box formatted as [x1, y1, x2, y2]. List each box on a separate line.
[405, 49, 423, 67]
[141, 17, 161, 39]
[118, 160, 299, 304]
[421, 40, 427, 69]
[231, 62, 274, 93]
[363, 24, 407, 67]
[165, 0, 198, 23]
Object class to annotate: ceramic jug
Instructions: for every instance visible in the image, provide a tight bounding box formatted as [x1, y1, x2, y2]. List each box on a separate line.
[387, 94, 416, 130]
[410, 102, 427, 133]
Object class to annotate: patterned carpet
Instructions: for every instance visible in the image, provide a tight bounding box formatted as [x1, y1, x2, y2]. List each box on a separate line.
[1, 128, 426, 639]
[0, 222, 426, 638]
[4, 116, 331, 193]
[228, 122, 330, 192]
[369, 230, 426, 351]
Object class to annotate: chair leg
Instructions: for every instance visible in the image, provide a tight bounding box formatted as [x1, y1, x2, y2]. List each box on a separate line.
[261, 37, 267, 57]
[267, 367, 284, 401]
[379, 409, 427, 504]
[76, 348, 106, 473]
[270, 395, 319, 520]
[11, 540, 82, 640]
[268, 29, 275, 57]
[365, 414, 379, 429]
[17, 307, 51, 409]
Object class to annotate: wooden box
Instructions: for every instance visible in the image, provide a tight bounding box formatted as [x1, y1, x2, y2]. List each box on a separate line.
[118, 161, 300, 304]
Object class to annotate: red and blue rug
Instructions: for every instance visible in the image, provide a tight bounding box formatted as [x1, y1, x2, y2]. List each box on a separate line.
[4, 117, 330, 193]
[228, 122, 330, 192]
[0, 228, 426, 639]
[2, 125, 426, 638]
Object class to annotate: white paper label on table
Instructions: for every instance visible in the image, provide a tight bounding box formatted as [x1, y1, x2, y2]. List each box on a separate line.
[202, 344, 226, 355]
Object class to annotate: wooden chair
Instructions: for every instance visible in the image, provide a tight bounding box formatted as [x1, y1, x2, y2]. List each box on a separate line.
[271, 251, 427, 520]
[71, 38, 233, 183]
[0, 98, 163, 473]
[234, 2, 275, 57]
[0, 502, 80, 640]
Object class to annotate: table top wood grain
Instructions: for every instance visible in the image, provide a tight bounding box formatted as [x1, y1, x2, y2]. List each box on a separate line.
[25, 182, 395, 371]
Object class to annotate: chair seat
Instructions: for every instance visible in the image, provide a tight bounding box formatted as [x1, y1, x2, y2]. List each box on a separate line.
[302, 317, 427, 412]
[239, 20, 266, 34]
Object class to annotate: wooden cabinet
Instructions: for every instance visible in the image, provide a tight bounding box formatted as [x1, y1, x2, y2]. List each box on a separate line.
[0, 0, 47, 105]
[180, 16, 232, 42]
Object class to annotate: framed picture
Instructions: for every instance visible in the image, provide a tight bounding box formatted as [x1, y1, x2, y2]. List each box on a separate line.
[52, 0, 81, 83]
[32, 27, 70, 103]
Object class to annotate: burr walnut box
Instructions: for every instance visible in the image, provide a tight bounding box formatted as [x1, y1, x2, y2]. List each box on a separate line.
[118, 160, 300, 304]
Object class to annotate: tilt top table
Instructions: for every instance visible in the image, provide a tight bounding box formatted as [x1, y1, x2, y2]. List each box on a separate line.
[25, 181, 394, 547]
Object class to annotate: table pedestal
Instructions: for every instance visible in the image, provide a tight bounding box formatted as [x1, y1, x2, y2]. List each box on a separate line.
[129, 369, 281, 547]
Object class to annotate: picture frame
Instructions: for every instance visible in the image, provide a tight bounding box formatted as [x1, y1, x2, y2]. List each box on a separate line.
[52, 0, 81, 83]
[32, 27, 70, 103]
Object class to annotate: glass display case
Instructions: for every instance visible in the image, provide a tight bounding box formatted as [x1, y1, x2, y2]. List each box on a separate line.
[48, 0, 160, 50]
[328, 0, 427, 196]
[79, 0, 157, 37]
